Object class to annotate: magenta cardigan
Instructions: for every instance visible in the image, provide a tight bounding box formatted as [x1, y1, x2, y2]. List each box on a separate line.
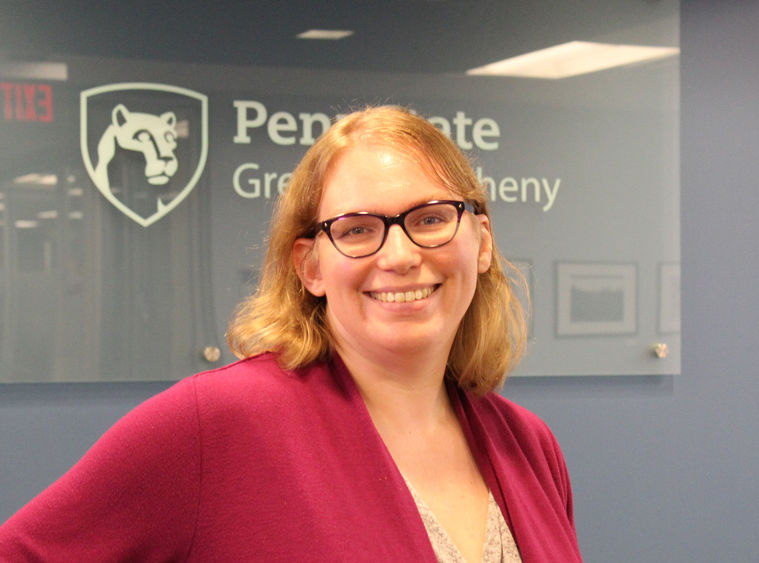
[0, 354, 582, 561]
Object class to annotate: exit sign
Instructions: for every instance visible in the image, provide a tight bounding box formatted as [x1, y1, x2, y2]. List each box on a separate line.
[1, 82, 53, 122]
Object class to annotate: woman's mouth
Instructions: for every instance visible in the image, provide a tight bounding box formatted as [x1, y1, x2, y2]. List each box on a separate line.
[368, 285, 438, 303]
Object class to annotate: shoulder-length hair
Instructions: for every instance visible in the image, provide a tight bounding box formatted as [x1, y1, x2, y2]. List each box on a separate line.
[227, 106, 527, 395]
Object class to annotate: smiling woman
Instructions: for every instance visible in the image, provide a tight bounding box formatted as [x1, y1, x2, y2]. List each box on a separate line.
[228, 106, 526, 394]
[0, 106, 583, 562]
[293, 140, 492, 390]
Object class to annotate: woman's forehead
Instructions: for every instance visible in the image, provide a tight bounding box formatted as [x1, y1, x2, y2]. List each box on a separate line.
[317, 142, 453, 216]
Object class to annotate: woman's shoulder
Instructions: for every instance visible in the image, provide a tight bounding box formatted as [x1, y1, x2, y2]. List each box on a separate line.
[189, 352, 328, 393]
[190, 352, 291, 389]
[474, 390, 550, 429]
[183, 353, 341, 423]
[464, 390, 564, 458]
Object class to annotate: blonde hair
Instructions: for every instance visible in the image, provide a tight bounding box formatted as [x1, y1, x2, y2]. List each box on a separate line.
[227, 106, 527, 395]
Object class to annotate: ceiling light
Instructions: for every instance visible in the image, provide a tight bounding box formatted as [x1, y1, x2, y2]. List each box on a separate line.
[466, 41, 680, 79]
[296, 29, 353, 40]
[0, 62, 68, 80]
[14, 173, 58, 186]
[15, 220, 39, 229]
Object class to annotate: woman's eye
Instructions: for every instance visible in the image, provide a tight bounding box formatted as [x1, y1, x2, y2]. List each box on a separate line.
[421, 215, 443, 224]
[414, 214, 447, 228]
[334, 223, 374, 239]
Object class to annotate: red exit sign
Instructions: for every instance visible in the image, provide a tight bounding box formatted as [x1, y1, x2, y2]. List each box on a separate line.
[1, 82, 53, 122]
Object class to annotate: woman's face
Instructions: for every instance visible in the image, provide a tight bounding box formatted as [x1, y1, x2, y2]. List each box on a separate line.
[294, 141, 492, 363]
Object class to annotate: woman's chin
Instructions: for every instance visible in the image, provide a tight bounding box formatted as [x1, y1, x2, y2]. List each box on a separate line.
[366, 325, 451, 358]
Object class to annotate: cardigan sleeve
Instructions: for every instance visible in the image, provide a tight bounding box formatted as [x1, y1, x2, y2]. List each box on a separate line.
[538, 418, 575, 523]
[0, 378, 202, 562]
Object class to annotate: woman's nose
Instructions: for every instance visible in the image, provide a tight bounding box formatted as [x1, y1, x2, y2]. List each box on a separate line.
[375, 224, 422, 272]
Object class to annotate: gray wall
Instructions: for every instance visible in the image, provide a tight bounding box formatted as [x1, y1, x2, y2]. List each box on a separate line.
[2, 2, 759, 561]
[508, 2, 759, 559]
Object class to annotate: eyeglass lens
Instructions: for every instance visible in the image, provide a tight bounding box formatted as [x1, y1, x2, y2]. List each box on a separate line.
[328, 202, 462, 257]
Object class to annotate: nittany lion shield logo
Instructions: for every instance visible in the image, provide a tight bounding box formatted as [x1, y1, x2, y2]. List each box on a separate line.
[80, 83, 208, 227]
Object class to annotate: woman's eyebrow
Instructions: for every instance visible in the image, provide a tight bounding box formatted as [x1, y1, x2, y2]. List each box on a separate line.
[331, 197, 454, 217]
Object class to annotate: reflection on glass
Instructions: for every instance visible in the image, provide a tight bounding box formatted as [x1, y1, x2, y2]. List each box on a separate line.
[0, 1, 680, 381]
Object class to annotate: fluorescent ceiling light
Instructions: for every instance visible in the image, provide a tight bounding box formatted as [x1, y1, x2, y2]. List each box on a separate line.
[0, 62, 68, 80]
[466, 41, 680, 79]
[15, 220, 39, 229]
[297, 29, 353, 40]
[14, 173, 58, 186]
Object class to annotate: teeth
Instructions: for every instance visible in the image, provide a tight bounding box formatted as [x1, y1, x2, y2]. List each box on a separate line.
[370, 286, 435, 303]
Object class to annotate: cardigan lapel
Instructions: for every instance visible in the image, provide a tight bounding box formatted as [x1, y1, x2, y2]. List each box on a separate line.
[448, 383, 583, 562]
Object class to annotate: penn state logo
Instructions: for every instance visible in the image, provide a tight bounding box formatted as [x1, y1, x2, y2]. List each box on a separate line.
[80, 83, 208, 227]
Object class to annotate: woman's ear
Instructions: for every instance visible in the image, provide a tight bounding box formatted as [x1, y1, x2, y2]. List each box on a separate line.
[476, 215, 493, 274]
[292, 238, 326, 297]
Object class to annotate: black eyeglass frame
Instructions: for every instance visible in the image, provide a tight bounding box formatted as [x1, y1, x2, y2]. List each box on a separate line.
[316, 199, 480, 258]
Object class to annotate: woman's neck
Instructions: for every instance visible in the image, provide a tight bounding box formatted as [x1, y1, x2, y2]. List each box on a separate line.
[335, 341, 454, 433]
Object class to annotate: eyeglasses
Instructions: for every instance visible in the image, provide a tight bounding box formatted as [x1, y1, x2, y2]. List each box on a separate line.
[317, 199, 478, 258]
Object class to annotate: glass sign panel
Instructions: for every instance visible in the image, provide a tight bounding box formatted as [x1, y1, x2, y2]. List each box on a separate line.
[0, 1, 680, 381]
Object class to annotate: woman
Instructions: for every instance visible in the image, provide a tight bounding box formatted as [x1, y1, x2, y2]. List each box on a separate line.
[0, 107, 582, 562]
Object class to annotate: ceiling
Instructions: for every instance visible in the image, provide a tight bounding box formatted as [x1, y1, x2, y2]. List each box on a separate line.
[1, 1, 678, 73]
